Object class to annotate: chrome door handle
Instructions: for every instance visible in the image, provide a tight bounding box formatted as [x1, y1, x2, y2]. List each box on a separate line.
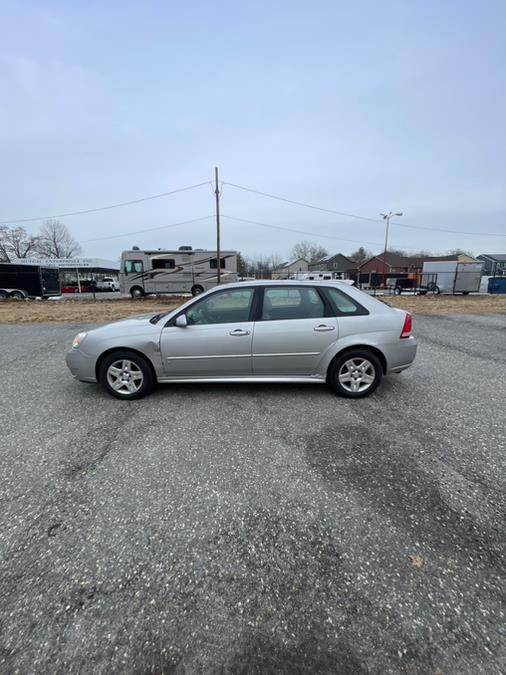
[229, 329, 250, 336]
[314, 324, 335, 332]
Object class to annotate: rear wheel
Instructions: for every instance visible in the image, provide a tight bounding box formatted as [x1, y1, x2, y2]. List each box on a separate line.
[99, 351, 154, 400]
[130, 286, 144, 298]
[10, 290, 25, 299]
[191, 284, 204, 296]
[328, 349, 383, 398]
[394, 286, 402, 295]
[0, 290, 8, 300]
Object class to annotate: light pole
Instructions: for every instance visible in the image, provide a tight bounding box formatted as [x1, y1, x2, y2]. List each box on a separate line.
[380, 211, 403, 289]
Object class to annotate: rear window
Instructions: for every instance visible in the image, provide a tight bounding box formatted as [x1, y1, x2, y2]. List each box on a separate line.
[325, 287, 368, 315]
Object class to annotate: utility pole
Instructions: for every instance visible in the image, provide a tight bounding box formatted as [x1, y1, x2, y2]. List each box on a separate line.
[214, 167, 221, 284]
[380, 211, 403, 289]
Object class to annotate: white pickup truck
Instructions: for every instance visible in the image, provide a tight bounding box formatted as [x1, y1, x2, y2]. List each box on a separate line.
[95, 277, 120, 292]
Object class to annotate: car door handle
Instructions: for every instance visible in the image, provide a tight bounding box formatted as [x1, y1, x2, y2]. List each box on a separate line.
[229, 329, 250, 336]
[313, 324, 335, 332]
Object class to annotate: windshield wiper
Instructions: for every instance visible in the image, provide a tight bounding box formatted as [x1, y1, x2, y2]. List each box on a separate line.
[149, 312, 169, 325]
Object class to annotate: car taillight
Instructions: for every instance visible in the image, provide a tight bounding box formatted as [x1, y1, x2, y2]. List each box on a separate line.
[400, 313, 412, 338]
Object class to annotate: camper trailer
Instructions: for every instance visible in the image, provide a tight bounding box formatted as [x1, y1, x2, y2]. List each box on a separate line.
[119, 247, 238, 297]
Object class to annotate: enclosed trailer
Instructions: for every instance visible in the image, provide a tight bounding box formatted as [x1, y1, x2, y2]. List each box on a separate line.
[421, 261, 482, 295]
[119, 247, 238, 297]
[0, 263, 61, 299]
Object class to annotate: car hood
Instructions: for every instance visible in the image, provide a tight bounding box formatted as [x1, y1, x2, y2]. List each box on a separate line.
[86, 314, 160, 338]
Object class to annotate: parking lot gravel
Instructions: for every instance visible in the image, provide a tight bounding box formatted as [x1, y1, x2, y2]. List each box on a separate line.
[0, 314, 505, 674]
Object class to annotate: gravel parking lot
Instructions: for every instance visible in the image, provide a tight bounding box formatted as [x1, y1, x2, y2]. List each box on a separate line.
[0, 315, 505, 674]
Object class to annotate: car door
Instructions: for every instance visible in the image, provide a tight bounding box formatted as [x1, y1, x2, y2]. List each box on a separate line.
[252, 285, 338, 375]
[160, 287, 256, 377]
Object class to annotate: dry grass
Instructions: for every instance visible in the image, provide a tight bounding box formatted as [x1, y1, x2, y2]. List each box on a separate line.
[0, 293, 505, 324]
[0, 296, 185, 324]
[381, 294, 506, 315]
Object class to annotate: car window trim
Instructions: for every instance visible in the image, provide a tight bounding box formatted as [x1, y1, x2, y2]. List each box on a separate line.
[258, 284, 332, 322]
[164, 286, 257, 327]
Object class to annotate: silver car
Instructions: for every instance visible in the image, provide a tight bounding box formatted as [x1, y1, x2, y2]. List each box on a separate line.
[66, 281, 416, 400]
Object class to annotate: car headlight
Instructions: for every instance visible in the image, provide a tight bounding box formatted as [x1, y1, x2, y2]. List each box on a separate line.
[72, 332, 88, 349]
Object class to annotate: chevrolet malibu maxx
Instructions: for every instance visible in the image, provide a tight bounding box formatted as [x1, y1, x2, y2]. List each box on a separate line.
[66, 281, 416, 400]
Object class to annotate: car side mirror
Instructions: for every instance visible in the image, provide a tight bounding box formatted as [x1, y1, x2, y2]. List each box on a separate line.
[175, 314, 188, 328]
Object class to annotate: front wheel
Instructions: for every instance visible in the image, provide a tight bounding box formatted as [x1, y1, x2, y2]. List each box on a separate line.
[130, 286, 144, 298]
[10, 290, 25, 300]
[99, 351, 154, 400]
[394, 286, 402, 295]
[328, 349, 383, 398]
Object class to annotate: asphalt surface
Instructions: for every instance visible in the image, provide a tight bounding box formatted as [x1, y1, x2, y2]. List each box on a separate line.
[0, 315, 505, 674]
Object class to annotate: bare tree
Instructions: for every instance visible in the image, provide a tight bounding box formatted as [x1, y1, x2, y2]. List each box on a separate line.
[290, 241, 328, 263]
[36, 219, 81, 258]
[349, 246, 373, 265]
[0, 225, 40, 262]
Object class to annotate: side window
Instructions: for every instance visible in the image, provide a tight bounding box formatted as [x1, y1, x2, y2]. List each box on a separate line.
[326, 287, 368, 315]
[262, 287, 325, 321]
[186, 289, 254, 325]
[152, 258, 175, 269]
[210, 257, 226, 269]
[124, 260, 143, 274]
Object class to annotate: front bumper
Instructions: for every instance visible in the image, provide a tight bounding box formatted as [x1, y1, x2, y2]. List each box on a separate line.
[65, 349, 97, 382]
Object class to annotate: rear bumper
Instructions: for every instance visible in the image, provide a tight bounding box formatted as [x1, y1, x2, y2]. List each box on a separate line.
[384, 336, 417, 374]
[65, 349, 97, 382]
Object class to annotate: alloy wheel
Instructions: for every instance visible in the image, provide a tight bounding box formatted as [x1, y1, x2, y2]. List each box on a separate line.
[106, 359, 144, 395]
[338, 358, 376, 394]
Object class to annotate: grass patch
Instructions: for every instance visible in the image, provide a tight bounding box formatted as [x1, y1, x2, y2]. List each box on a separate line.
[381, 294, 506, 315]
[0, 296, 185, 324]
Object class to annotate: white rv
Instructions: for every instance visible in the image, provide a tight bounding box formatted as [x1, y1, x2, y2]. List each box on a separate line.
[119, 247, 238, 297]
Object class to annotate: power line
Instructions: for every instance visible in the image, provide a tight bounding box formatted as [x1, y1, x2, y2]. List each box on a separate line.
[0, 181, 212, 225]
[221, 214, 385, 247]
[222, 182, 379, 223]
[80, 215, 214, 243]
[223, 181, 506, 238]
[221, 214, 428, 251]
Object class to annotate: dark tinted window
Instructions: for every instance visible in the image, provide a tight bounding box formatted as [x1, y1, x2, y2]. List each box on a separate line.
[261, 287, 325, 320]
[186, 288, 254, 325]
[152, 258, 175, 269]
[326, 287, 368, 315]
[210, 257, 226, 269]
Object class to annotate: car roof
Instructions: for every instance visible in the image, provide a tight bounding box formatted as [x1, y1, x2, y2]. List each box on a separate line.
[209, 279, 351, 291]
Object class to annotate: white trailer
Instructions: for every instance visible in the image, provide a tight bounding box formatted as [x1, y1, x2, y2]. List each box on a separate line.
[119, 247, 238, 297]
[421, 261, 483, 295]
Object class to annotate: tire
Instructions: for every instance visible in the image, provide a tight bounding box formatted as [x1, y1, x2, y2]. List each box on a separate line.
[433, 285, 440, 295]
[462, 291, 469, 296]
[130, 286, 144, 298]
[10, 290, 25, 300]
[394, 286, 402, 295]
[0, 290, 8, 300]
[191, 285, 204, 296]
[99, 350, 154, 400]
[328, 349, 383, 399]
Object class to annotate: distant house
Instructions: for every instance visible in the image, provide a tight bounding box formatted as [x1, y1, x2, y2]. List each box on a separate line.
[272, 258, 309, 279]
[308, 253, 356, 277]
[477, 254, 506, 276]
[358, 252, 478, 287]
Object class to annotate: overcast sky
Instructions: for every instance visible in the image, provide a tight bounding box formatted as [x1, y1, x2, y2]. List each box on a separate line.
[1, 0, 505, 261]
